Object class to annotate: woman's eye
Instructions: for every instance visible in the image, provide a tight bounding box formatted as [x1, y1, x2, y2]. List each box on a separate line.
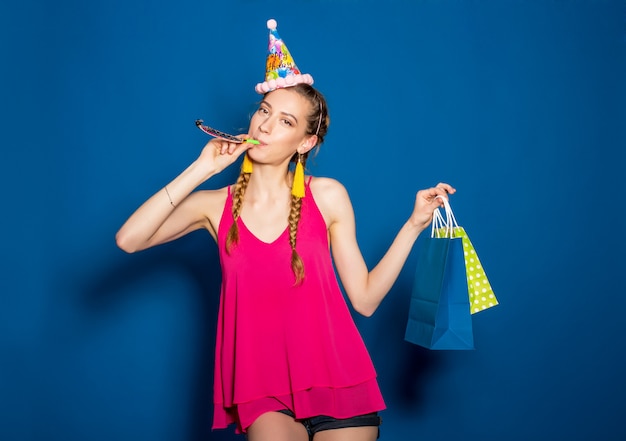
[258, 107, 269, 115]
[281, 119, 293, 126]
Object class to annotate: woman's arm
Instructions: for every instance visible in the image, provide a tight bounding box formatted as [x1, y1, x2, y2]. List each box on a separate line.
[314, 178, 454, 317]
[115, 138, 250, 253]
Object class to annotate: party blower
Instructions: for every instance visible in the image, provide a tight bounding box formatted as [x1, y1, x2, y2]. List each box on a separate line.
[195, 120, 260, 145]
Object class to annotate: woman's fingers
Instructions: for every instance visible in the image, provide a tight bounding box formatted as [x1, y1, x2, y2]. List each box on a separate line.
[417, 184, 456, 210]
[436, 182, 456, 194]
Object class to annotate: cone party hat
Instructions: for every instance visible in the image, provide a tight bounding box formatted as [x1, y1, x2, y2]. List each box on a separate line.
[255, 19, 314, 94]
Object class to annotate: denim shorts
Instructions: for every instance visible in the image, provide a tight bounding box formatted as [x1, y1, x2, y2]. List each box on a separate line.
[277, 409, 382, 439]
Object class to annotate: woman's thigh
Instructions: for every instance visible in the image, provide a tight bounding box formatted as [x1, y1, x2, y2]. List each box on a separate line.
[247, 411, 309, 441]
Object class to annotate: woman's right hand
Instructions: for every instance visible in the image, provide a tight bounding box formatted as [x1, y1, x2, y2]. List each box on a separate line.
[116, 135, 254, 254]
[197, 137, 251, 176]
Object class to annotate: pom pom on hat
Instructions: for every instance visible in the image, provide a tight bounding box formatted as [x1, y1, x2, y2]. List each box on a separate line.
[255, 19, 314, 94]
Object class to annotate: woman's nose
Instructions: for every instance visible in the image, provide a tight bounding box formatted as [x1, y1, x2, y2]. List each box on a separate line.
[258, 118, 271, 134]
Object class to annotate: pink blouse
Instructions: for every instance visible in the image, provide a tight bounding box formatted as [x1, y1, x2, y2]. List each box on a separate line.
[213, 180, 385, 432]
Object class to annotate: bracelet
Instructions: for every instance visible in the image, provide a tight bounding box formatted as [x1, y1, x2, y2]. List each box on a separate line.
[164, 186, 176, 208]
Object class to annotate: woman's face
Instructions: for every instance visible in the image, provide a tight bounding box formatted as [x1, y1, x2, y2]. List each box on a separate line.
[248, 88, 314, 164]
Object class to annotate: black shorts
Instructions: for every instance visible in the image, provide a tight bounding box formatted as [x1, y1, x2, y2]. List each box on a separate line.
[277, 409, 382, 440]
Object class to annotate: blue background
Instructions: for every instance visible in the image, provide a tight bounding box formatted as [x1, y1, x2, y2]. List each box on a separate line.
[1, 1, 625, 440]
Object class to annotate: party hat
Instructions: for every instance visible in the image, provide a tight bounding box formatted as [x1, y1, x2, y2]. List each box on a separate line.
[255, 19, 314, 94]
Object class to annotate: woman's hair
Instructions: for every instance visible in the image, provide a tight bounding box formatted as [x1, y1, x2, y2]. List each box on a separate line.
[226, 84, 330, 284]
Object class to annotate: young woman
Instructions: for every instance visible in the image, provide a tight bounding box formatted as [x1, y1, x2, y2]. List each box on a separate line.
[116, 83, 455, 441]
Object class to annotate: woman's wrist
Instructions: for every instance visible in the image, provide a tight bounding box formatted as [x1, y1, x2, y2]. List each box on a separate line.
[187, 158, 218, 183]
[165, 161, 217, 207]
[404, 216, 427, 239]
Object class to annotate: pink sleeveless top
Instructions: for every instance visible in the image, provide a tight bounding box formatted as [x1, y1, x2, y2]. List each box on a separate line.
[212, 180, 385, 432]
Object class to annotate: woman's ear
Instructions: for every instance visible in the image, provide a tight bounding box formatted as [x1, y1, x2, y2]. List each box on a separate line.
[299, 135, 318, 154]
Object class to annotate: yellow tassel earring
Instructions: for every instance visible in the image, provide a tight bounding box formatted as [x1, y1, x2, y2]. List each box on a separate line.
[242, 153, 253, 174]
[291, 153, 305, 198]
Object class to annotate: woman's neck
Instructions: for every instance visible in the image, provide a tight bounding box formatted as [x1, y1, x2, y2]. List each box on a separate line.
[245, 164, 293, 201]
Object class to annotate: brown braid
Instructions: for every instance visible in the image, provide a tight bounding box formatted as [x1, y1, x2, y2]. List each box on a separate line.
[284, 85, 330, 284]
[225, 170, 251, 253]
[288, 155, 307, 285]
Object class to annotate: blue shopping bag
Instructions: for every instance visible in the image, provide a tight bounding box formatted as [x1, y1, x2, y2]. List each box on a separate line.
[404, 200, 475, 350]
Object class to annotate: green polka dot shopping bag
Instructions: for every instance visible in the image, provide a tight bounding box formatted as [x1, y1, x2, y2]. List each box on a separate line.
[456, 226, 498, 314]
[405, 197, 498, 350]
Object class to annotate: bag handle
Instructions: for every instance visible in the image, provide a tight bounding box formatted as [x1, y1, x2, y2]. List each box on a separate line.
[431, 196, 459, 238]
[431, 207, 446, 237]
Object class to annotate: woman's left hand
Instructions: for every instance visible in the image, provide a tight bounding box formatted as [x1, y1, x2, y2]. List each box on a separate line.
[410, 182, 456, 230]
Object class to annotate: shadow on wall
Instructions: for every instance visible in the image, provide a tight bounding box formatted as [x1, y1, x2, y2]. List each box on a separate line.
[367, 273, 444, 414]
[50, 234, 243, 440]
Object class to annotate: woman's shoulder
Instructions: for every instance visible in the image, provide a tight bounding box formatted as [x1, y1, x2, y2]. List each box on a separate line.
[193, 185, 230, 202]
[187, 186, 231, 238]
[309, 175, 347, 196]
[308, 176, 352, 223]
[188, 186, 230, 217]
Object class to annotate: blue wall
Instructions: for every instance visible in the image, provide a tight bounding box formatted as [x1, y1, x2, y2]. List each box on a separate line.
[2, 1, 624, 440]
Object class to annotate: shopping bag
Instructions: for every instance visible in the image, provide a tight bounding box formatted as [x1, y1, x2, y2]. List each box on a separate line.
[404, 202, 474, 350]
[454, 227, 498, 314]
[430, 198, 498, 313]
